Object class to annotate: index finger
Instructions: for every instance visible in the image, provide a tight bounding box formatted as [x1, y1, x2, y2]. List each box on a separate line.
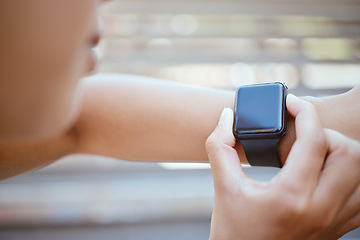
[277, 94, 328, 191]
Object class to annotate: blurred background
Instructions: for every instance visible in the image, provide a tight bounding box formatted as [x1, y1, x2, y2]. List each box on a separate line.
[1, 0, 360, 239]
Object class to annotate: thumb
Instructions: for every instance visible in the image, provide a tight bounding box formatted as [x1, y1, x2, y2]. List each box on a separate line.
[206, 108, 248, 188]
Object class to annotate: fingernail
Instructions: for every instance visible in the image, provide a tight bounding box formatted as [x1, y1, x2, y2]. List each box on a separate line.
[287, 93, 296, 101]
[218, 108, 233, 125]
[286, 93, 299, 104]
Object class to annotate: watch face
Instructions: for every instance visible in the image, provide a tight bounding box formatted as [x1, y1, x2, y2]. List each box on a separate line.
[234, 83, 286, 135]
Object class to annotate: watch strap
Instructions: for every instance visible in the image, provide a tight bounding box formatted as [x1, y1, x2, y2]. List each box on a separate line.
[240, 138, 282, 168]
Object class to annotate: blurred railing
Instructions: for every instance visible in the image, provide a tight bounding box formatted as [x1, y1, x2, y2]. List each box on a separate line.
[96, 0, 360, 95]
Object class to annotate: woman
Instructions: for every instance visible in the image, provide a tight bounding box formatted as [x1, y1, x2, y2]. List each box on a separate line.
[1, 1, 360, 239]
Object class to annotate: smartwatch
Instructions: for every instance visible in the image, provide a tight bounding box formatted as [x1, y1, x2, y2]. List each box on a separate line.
[233, 82, 288, 168]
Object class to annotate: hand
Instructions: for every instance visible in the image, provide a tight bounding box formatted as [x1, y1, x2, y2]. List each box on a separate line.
[206, 94, 360, 240]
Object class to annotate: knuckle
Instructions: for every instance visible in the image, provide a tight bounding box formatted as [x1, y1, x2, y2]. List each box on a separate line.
[334, 140, 359, 165]
[275, 185, 311, 220]
[273, 182, 336, 234]
[303, 99, 317, 113]
[205, 134, 219, 153]
[336, 141, 351, 155]
[310, 211, 333, 234]
[280, 180, 302, 198]
[305, 200, 336, 234]
[304, 130, 328, 157]
[282, 199, 308, 218]
[275, 191, 308, 221]
[312, 130, 327, 149]
[276, 197, 334, 234]
[205, 133, 230, 155]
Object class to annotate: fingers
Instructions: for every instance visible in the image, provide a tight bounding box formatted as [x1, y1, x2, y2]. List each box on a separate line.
[335, 185, 360, 238]
[338, 210, 360, 238]
[278, 94, 328, 191]
[206, 108, 249, 189]
[314, 129, 360, 220]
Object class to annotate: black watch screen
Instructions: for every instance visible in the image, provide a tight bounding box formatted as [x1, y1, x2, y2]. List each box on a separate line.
[233, 82, 287, 138]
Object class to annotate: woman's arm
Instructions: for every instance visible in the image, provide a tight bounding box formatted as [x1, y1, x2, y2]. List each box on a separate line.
[0, 74, 359, 179]
[74, 75, 360, 165]
[0, 74, 236, 180]
[73, 74, 236, 162]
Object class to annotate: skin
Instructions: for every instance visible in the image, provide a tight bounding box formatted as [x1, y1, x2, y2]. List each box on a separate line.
[0, 0, 359, 178]
[0, 0, 101, 140]
[206, 96, 360, 240]
[0, 0, 360, 238]
[1, 76, 359, 180]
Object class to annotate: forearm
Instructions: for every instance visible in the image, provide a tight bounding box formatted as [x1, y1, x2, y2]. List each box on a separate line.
[0, 74, 237, 180]
[1, 74, 358, 180]
[73, 74, 237, 162]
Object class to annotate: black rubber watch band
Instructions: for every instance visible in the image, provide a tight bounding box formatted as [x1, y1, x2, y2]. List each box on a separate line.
[240, 138, 282, 168]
